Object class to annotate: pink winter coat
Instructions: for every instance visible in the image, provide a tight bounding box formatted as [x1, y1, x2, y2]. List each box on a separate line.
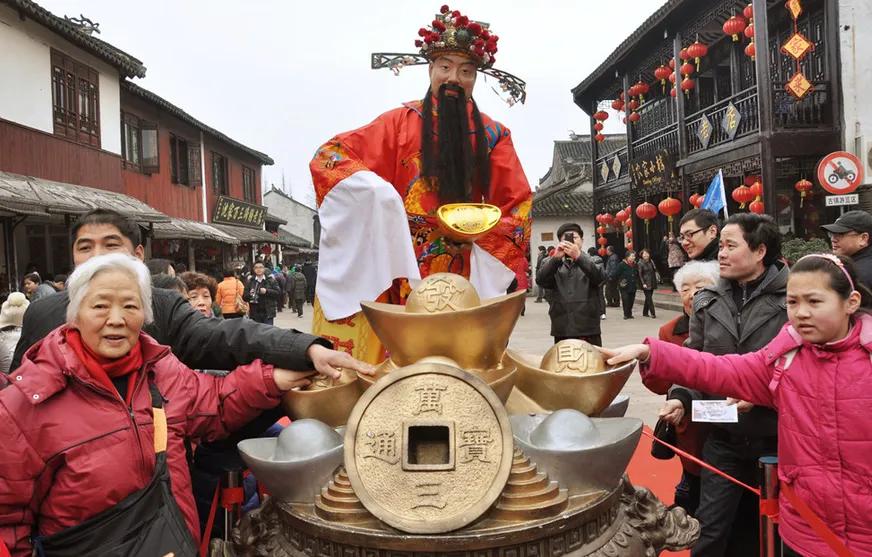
[0, 327, 285, 557]
[641, 314, 872, 557]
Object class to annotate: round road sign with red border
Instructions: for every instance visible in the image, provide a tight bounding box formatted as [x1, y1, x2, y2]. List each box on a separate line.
[816, 151, 864, 195]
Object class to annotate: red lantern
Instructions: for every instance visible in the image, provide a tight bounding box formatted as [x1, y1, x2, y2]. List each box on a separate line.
[628, 111, 641, 123]
[750, 180, 763, 200]
[596, 225, 607, 235]
[749, 200, 765, 214]
[679, 47, 690, 61]
[654, 64, 671, 85]
[743, 3, 753, 20]
[669, 57, 676, 69]
[625, 229, 633, 240]
[658, 196, 682, 223]
[615, 209, 628, 224]
[594, 122, 604, 131]
[681, 77, 695, 96]
[261, 244, 272, 255]
[634, 80, 650, 103]
[626, 241, 634, 251]
[598, 247, 608, 257]
[595, 133, 606, 142]
[745, 41, 756, 60]
[635, 203, 658, 237]
[723, 15, 747, 42]
[795, 178, 814, 207]
[668, 72, 676, 84]
[680, 62, 696, 78]
[628, 99, 640, 111]
[689, 192, 703, 208]
[731, 185, 754, 209]
[670, 88, 677, 98]
[743, 175, 761, 187]
[593, 110, 609, 121]
[611, 98, 624, 111]
[601, 213, 614, 225]
[744, 22, 754, 39]
[597, 236, 608, 246]
[687, 39, 709, 72]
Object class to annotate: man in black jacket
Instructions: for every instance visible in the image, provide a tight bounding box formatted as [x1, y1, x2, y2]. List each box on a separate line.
[11, 209, 371, 378]
[244, 261, 282, 325]
[536, 223, 605, 345]
[821, 210, 872, 288]
[670, 213, 786, 557]
[678, 208, 719, 262]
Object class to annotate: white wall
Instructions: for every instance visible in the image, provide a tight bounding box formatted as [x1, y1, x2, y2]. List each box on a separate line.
[0, 5, 121, 154]
[263, 189, 316, 244]
[839, 0, 872, 179]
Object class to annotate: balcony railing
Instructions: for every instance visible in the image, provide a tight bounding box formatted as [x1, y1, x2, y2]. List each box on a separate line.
[686, 87, 760, 155]
[594, 145, 629, 185]
[634, 123, 679, 161]
[772, 81, 831, 128]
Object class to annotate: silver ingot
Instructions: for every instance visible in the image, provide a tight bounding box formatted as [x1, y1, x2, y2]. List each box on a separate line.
[511, 410, 642, 496]
[238, 419, 344, 503]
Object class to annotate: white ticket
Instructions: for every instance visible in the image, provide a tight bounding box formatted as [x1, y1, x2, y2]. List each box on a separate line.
[692, 400, 739, 423]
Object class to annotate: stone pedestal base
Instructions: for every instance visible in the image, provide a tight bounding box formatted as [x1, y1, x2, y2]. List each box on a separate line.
[213, 477, 698, 557]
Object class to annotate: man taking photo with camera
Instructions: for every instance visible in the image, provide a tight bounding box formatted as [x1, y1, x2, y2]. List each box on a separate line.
[535, 223, 605, 345]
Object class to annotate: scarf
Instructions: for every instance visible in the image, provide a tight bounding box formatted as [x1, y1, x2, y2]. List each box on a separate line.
[65, 328, 144, 405]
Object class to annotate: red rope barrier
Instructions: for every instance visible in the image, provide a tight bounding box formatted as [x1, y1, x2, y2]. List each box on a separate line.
[642, 428, 760, 496]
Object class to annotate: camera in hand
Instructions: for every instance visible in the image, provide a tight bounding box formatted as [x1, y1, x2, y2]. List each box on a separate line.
[562, 232, 575, 243]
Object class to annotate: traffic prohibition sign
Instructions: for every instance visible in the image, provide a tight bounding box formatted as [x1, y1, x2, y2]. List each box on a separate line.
[816, 151, 864, 195]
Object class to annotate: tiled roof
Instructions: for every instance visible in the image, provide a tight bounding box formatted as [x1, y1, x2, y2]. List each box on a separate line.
[539, 136, 626, 189]
[3, 0, 146, 78]
[122, 81, 274, 165]
[532, 179, 594, 218]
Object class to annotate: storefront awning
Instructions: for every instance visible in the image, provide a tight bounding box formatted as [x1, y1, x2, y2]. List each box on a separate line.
[0, 171, 168, 223]
[152, 218, 239, 245]
[211, 223, 280, 244]
[275, 228, 315, 249]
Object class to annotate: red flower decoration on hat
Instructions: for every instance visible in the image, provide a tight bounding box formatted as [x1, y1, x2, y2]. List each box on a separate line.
[414, 5, 498, 68]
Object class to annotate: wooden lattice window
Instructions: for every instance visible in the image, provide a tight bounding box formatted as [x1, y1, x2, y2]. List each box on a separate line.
[212, 152, 228, 195]
[51, 49, 100, 147]
[242, 166, 256, 202]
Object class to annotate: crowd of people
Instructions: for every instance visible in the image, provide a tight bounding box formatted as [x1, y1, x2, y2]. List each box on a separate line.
[533, 208, 872, 557]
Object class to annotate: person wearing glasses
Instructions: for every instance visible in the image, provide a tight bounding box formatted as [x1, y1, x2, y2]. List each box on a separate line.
[678, 209, 720, 262]
[821, 210, 872, 288]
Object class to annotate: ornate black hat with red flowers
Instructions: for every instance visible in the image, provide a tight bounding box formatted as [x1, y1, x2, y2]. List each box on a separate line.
[371, 5, 527, 106]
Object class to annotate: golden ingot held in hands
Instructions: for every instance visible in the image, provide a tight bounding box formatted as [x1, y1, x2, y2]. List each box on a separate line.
[507, 340, 636, 416]
[361, 273, 525, 371]
[436, 203, 502, 243]
[281, 367, 360, 427]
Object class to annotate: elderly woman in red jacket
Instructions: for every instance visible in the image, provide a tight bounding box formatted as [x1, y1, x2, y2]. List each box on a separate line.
[643, 260, 719, 516]
[0, 253, 353, 557]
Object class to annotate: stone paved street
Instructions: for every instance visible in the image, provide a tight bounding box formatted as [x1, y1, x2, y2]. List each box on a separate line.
[274, 297, 679, 428]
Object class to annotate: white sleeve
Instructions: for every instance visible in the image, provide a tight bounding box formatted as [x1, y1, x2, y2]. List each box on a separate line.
[469, 243, 516, 300]
[316, 171, 421, 321]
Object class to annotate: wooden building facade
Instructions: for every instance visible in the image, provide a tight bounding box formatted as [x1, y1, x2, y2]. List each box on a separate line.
[573, 0, 845, 250]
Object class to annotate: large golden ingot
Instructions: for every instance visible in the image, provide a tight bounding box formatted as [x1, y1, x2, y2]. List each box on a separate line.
[436, 203, 502, 243]
[357, 356, 517, 404]
[507, 342, 636, 416]
[361, 274, 525, 370]
[281, 368, 361, 427]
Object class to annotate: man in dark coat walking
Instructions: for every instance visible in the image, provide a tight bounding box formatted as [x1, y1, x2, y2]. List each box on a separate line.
[822, 210, 872, 288]
[286, 265, 308, 317]
[243, 261, 282, 325]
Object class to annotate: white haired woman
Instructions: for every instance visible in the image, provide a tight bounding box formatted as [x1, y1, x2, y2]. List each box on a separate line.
[0, 254, 325, 557]
[642, 260, 719, 517]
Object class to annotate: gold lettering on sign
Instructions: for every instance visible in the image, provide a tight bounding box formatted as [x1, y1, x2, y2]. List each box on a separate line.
[363, 431, 399, 464]
[412, 482, 447, 510]
[418, 278, 465, 312]
[413, 384, 448, 416]
[459, 430, 493, 463]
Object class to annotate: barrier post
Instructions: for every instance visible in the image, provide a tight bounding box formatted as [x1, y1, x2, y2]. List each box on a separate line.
[223, 470, 243, 541]
[759, 456, 781, 557]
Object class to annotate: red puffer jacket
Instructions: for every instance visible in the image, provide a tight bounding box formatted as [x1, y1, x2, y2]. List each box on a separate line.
[0, 327, 285, 557]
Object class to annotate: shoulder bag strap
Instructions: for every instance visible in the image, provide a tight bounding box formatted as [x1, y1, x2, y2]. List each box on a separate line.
[148, 382, 167, 454]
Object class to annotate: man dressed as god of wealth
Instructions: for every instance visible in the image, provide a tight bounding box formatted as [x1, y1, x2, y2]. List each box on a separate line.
[310, 5, 532, 362]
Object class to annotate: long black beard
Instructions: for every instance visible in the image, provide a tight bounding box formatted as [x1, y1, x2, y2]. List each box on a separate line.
[421, 84, 490, 204]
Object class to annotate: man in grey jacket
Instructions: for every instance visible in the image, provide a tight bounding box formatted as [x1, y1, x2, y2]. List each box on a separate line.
[536, 223, 605, 345]
[669, 213, 786, 557]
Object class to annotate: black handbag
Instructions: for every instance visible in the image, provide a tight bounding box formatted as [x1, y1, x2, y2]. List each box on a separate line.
[651, 418, 677, 460]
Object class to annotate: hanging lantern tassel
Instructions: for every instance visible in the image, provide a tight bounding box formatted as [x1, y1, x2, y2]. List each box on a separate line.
[795, 178, 813, 208]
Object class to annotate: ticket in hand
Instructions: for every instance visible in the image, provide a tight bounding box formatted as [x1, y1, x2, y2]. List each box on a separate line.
[691, 400, 739, 423]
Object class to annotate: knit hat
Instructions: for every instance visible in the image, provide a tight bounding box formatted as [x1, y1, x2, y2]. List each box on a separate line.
[0, 292, 29, 329]
[556, 223, 583, 241]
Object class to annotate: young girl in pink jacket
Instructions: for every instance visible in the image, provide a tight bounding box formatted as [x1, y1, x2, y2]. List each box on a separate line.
[604, 254, 872, 557]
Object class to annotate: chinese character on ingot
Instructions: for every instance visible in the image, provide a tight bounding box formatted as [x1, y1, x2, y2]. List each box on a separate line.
[556, 344, 588, 373]
[419, 279, 465, 313]
[459, 430, 493, 463]
[363, 431, 399, 465]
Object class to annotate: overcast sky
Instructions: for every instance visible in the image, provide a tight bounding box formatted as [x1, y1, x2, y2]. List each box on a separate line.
[41, 0, 664, 207]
